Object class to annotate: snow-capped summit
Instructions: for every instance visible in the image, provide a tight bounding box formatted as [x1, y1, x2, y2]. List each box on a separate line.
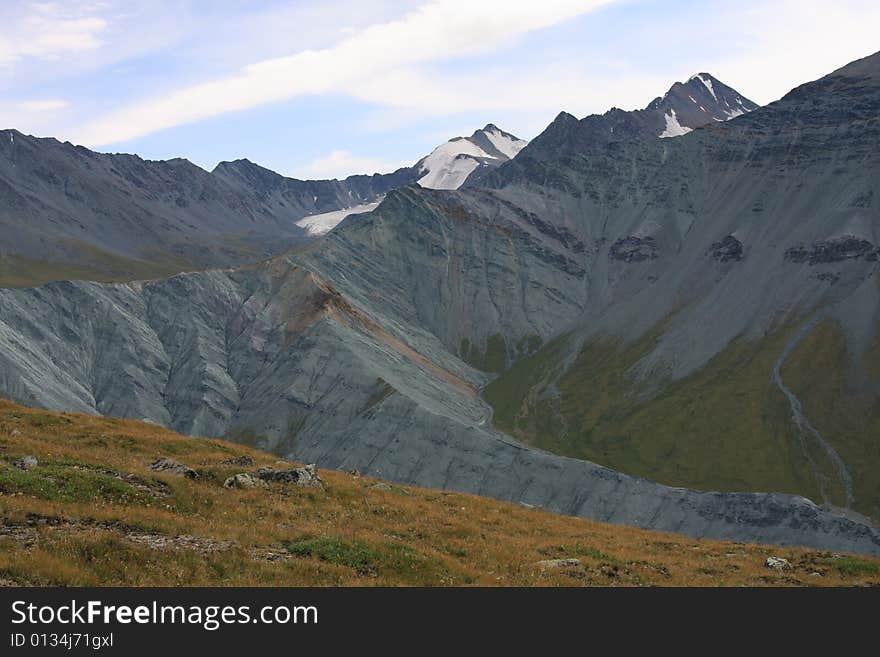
[416, 124, 528, 190]
[646, 72, 759, 138]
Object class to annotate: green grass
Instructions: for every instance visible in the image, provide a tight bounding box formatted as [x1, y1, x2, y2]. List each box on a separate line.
[460, 333, 510, 373]
[2, 397, 878, 587]
[0, 249, 190, 289]
[26, 414, 72, 428]
[544, 542, 622, 565]
[781, 321, 880, 519]
[0, 460, 153, 506]
[485, 322, 827, 508]
[483, 333, 569, 426]
[284, 536, 448, 583]
[817, 556, 880, 576]
[286, 536, 379, 573]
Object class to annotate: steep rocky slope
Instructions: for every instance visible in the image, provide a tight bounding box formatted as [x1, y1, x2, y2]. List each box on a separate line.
[281, 53, 880, 521]
[0, 132, 310, 287]
[474, 51, 880, 519]
[211, 158, 417, 234]
[0, 238, 878, 554]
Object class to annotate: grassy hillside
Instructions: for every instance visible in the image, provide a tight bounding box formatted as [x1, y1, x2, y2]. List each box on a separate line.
[485, 320, 879, 520]
[1, 400, 878, 586]
[782, 321, 880, 521]
[0, 251, 189, 289]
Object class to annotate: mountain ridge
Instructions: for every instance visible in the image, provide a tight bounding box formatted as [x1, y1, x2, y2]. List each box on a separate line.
[0, 121, 529, 286]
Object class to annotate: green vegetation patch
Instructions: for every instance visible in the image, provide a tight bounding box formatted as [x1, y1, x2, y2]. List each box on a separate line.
[286, 536, 380, 574]
[816, 556, 880, 577]
[460, 333, 509, 373]
[285, 536, 449, 583]
[485, 322, 825, 506]
[0, 460, 153, 506]
[781, 320, 880, 520]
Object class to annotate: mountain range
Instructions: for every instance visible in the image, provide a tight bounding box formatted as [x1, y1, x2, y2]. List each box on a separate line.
[0, 121, 536, 287]
[1, 57, 878, 555]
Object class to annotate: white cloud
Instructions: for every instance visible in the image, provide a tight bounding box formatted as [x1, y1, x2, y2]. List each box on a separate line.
[348, 64, 668, 118]
[0, 97, 70, 134]
[0, 2, 108, 66]
[294, 150, 410, 179]
[9, 0, 879, 159]
[71, 0, 616, 146]
[700, 0, 880, 105]
[18, 99, 69, 111]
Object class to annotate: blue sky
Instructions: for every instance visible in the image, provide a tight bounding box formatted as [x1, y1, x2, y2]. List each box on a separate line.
[1, 0, 878, 179]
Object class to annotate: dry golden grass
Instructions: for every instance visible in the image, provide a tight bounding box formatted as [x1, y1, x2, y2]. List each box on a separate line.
[0, 399, 878, 587]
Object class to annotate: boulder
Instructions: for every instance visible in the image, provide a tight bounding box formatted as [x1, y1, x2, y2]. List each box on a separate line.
[13, 455, 38, 471]
[223, 473, 268, 490]
[222, 455, 255, 467]
[765, 556, 792, 571]
[536, 558, 580, 569]
[149, 457, 198, 479]
[256, 463, 323, 490]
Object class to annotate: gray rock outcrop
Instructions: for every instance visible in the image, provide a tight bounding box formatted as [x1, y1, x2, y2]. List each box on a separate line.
[223, 473, 268, 490]
[149, 458, 198, 479]
[256, 464, 323, 490]
[13, 456, 38, 471]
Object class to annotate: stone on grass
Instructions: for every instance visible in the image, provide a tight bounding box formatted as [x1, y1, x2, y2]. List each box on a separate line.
[149, 457, 198, 479]
[222, 455, 254, 467]
[13, 455, 38, 471]
[765, 556, 792, 571]
[256, 463, 323, 490]
[536, 558, 580, 569]
[223, 473, 268, 490]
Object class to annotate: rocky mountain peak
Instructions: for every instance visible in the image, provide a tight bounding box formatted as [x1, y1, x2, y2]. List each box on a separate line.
[416, 123, 528, 190]
[652, 72, 759, 137]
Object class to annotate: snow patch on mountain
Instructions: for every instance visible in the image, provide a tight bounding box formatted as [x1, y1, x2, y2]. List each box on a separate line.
[483, 126, 528, 159]
[659, 109, 692, 138]
[692, 73, 718, 101]
[417, 126, 528, 190]
[418, 155, 482, 190]
[295, 201, 381, 235]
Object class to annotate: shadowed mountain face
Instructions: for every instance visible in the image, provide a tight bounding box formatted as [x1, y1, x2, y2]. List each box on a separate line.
[1, 56, 879, 553]
[0, 123, 529, 287]
[475, 51, 880, 521]
[0, 132, 303, 287]
[211, 159, 418, 225]
[0, 132, 424, 288]
[648, 72, 758, 136]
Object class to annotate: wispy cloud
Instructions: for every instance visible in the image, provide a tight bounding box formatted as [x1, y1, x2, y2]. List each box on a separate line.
[71, 0, 615, 146]
[698, 0, 880, 105]
[0, 96, 70, 134]
[17, 98, 69, 111]
[5, 0, 879, 176]
[0, 2, 108, 67]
